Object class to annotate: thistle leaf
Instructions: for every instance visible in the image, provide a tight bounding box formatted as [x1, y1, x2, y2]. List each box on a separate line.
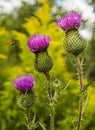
[82, 92, 90, 115]
[32, 114, 36, 124]
[81, 81, 92, 93]
[39, 122, 47, 130]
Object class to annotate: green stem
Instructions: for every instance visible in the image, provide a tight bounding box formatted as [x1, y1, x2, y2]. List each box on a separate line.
[76, 58, 83, 130]
[44, 72, 54, 130]
[25, 109, 33, 130]
[45, 72, 52, 103]
[50, 106, 54, 130]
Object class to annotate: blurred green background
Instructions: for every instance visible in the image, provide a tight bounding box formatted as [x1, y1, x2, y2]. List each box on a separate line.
[0, 0, 95, 130]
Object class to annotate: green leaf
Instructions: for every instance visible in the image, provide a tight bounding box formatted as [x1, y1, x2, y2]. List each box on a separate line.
[82, 92, 90, 115]
[81, 81, 92, 93]
[63, 80, 71, 91]
[32, 114, 36, 124]
[39, 122, 47, 130]
[32, 114, 38, 129]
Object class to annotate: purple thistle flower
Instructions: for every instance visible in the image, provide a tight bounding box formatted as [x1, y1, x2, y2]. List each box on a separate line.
[14, 75, 34, 92]
[57, 12, 82, 31]
[28, 34, 50, 53]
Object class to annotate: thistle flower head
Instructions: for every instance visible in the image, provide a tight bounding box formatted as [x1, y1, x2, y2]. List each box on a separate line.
[14, 75, 34, 92]
[57, 12, 82, 31]
[28, 34, 50, 53]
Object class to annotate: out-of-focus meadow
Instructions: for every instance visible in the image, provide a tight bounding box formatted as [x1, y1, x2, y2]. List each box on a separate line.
[0, 0, 95, 130]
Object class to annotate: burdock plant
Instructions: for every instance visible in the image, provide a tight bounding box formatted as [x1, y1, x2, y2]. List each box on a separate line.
[28, 34, 54, 130]
[14, 75, 37, 130]
[57, 12, 87, 130]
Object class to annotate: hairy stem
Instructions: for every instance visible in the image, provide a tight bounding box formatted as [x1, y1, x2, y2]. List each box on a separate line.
[45, 72, 54, 130]
[50, 106, 54, 130]
[77, 58, 83, 130]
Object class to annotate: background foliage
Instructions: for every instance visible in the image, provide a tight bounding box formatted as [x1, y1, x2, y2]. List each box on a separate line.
[0, 0, 95, 130]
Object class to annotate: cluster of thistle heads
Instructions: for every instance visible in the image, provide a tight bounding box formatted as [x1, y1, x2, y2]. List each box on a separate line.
[14, 12, 86, 94]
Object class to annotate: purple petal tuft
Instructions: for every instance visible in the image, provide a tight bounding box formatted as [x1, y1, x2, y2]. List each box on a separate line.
[14, 75, 34, 92]
[57, 12, 82, 31]
[28, 34, 50, 53]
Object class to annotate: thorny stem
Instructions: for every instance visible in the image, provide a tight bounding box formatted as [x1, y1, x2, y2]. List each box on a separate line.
[44, 72, 54, 130]
[45, 72, 52, 103]
[76, 58, 83, 130]
[25, 109, 33, 130]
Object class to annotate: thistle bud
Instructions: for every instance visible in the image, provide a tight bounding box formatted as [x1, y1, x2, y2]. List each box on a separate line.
[64, 29, 86, 56]
[17, 91, 35, 110]
[34, 51, 53, 73]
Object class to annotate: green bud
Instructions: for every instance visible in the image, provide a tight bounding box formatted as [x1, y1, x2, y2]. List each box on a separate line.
[64, 29, 86, 56]
[17, 91, 35, 110]
[34, 51, 53, 73]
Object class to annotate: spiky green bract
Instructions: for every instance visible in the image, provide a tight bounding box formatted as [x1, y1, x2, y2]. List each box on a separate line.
[64, 29, 86, 56]
[17, 91, 35, 110]
[34, 51, 53, 73]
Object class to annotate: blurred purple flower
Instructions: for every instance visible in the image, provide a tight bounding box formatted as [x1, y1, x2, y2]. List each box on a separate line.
[14, 75, 34, 92]
[28, 34, 50, 53]
[57, 12, 82, 31]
